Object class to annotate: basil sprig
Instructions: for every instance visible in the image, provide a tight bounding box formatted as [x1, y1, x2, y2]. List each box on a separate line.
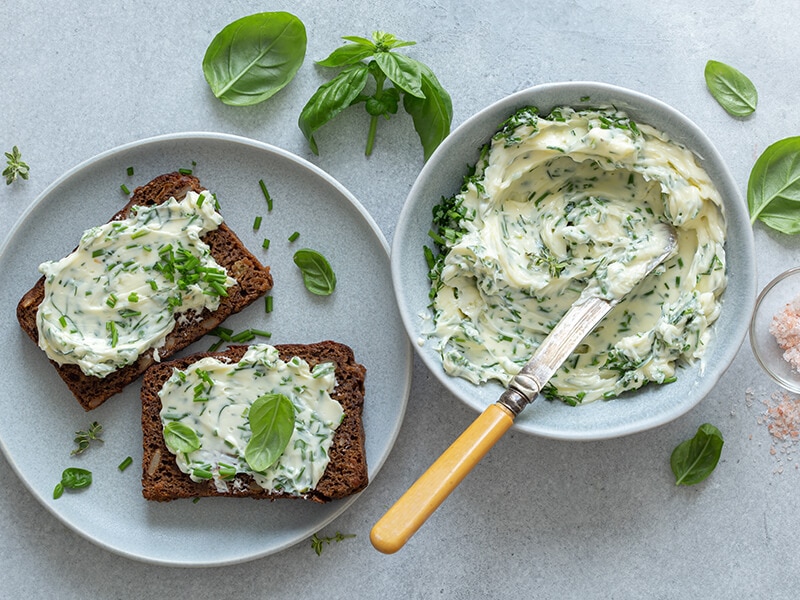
[704, 60, 757, 117]
[299, 31, 452, 160]
[748, 136, 800, 234]
[203, 12, 307, 106]
[670, 423, 724, 486]
[245, 393, 295, 473]
[53, 467, 93, 499]
[293, 248, 337, 296]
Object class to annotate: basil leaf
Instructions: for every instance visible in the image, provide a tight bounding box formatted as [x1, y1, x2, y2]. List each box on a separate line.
[245, 393, 295, 472]
[163, 421, 201, 454]
[317, 43, 375, 68]
[704, 60, 757, 117]
[374, 51, 425, 98]
[293, 248, 337, 296]
[298, 64, 369, 155]
[402, 60, 453, 161]
[54, 467, 93, 498]
[747, 136, 800, 233]
[670, 423, 724, 486]
[202, 12, 307, 106]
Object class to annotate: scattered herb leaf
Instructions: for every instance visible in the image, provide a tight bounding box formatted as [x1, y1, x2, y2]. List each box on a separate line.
[298, 30, 452, 160]
[747, 136, 800, 234]
[53, 467, 93, 499]
[203, 12, 307, 106]
[71, 421, 104, 456]
[163, 421, 201, 454]
[311, 531, 356, 556]
[704, 60, 757, 117]
[293, 248, 337, 295]
[245, 393, 295, 472]
[670, 423, 724, 486]
[3, 146, 30, 185]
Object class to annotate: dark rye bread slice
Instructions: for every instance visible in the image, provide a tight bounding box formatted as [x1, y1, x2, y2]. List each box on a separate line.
[16, 172, 273, 410]
[140, 341, 368, 503]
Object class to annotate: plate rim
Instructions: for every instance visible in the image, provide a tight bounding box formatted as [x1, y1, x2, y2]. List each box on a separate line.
[0, 131, 412, 566]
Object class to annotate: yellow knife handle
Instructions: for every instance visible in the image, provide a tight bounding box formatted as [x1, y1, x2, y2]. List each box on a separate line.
[370, 402, 515, 554]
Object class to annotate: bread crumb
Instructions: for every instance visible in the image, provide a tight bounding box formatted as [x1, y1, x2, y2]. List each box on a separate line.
[769, 294, 800, 371]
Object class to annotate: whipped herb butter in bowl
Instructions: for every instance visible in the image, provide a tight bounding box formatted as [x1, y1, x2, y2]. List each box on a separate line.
[392, 82, 756, 440]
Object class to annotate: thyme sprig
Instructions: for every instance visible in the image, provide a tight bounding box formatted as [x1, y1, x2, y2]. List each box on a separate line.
[3, 146, 29, 185]
[310, 531, 356, 556]
[71, 421, 104, 456]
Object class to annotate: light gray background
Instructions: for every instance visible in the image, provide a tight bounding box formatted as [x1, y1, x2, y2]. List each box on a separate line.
[1, 1, 798, 598]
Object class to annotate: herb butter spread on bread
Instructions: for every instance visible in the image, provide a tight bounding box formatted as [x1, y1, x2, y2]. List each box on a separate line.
[37, 190, 234, 378]
[141, 342, 368, 503]
[16, 172, 273, 410]
[159, 344, 343, 495]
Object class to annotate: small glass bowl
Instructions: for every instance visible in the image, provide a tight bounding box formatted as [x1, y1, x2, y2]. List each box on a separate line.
[750, 266, 800, 393]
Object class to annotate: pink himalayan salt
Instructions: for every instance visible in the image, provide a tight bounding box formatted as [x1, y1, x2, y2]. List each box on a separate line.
[769, 294, 800, 372]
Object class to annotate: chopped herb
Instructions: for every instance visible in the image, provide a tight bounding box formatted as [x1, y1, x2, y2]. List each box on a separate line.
[253, 215, 263, 230]
[288, 231, 300, 242]
[265, 295, 273, 313]
[179, 167, 193, 175]
[310, 531, 356, 556]
[262, 238, 271, 250]
[126, 166, 134, 176]
[259, 179, 273, 211]
[121, 184, 131, 195]
[118, 456, 133, 471]
[53, 467, 92, 499]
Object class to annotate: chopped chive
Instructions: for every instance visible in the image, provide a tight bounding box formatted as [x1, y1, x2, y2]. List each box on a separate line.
[59, 315, 68, 328]
[230, 329, 256, 343]
[179, 167, 193, 175]
[196, 194, 205, 208]
[253, 215, 262, 230]
[250, 328, 271, 338]
[121, 184, 130, 194]
[118, 456, 133, 471]
[208, 339, 224, 352]
[106, 294, 118, 308]
[106, 321, 118, 347]
[130, 229, 149, 239]
[259, 179, 273, 211]
[288, 231, 300, 242]
[92, 249, 105, 258]
[265, 295, 273, 313]
[126, 166, 134, 177]
[262, 238, 270, 250]
[128, 292, 139, 303]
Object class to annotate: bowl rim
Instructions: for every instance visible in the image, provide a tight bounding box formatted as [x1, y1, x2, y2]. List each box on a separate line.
[391, 80, 757, 440]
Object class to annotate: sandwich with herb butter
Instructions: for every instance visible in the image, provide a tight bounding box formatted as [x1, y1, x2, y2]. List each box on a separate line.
[140, 341, 368, 502]
[16, 172, 273, 410]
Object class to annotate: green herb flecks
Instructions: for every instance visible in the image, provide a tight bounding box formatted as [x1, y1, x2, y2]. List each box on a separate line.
[3, 146, 30, 185]
[311, 531, 356, 556]
[299, 30, 452, 160]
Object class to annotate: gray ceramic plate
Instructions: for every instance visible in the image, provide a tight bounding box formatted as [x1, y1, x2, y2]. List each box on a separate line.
[0, 133, 411, 566]
[392, 81, 756, 441]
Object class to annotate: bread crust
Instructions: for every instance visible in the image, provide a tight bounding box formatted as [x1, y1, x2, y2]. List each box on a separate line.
[140, 342, 368, 503]
[16, 172, 273, 410]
